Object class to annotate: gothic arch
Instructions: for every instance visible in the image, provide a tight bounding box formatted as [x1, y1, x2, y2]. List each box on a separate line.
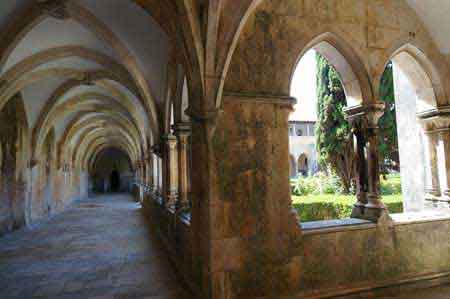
[289, 32, 372, 107]
[380, 43, 444, 111]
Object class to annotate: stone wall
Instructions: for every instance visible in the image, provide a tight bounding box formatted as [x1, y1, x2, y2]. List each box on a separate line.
[0, 96, 27, 236]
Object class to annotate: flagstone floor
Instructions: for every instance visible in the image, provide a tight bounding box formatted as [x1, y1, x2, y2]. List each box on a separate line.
[0, 194, 191, 299]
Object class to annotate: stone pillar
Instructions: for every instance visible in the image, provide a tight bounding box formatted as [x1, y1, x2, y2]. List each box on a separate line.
[423, 131, 441, 201]
[438, 130, 450, 201]
[189, 93, 303, 299]
[345, 103, 387, 222]
[146, 155, 154, 191]
[419, 113, 450, 206]
[173, 122, 192, 212]
[153, 154, 159, 194]
[162, 134, 178, 208]
[364, 103, 388, 221]
[349, 120, 368, 218]
[151, 145, 162, 196]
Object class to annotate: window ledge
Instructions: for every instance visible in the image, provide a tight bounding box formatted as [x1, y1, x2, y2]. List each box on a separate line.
[391, 210, 450, 225]
[301, 218, 375, 235]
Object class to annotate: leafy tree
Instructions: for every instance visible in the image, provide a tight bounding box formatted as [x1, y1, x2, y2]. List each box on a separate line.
[315, 53, 355, 194]
[378, 62, 399, 173]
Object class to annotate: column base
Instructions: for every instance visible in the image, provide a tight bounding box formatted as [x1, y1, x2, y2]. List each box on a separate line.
[351, 204, 366, 219]
[425, 188, 441, 201]
[351, 205, 390, 222]
[363, 206, 390, 223]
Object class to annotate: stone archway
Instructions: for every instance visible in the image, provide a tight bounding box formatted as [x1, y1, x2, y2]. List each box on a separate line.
[381, 45, 441, 212]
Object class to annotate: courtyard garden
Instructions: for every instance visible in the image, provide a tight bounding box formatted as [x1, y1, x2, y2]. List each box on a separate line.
[291, 173, 403, 222]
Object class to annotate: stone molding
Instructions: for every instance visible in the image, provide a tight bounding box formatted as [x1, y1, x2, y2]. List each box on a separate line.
[344, 102, 385, 128]
[172, 122, 192, 136]
[223, 92, 297, 108]
[418, 107, 450, 132]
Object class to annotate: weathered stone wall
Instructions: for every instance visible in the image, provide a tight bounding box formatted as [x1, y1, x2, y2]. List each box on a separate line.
[224, 0, 449, 106]
[0, 96, 28, 236]
[296, 218, 450, 298]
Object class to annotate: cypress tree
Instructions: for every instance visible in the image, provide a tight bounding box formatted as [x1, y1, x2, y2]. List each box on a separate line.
[315, 53, 355, 193]
[378, 62, 399, 173]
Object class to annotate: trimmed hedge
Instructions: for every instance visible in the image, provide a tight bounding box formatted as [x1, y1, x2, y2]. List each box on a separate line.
[292, 194, 403, 222]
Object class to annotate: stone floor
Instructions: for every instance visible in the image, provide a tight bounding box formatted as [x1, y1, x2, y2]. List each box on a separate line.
[0, 194, 191, 299]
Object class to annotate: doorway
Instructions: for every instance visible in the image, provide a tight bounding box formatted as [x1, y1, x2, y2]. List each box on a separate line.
[110, 170, 120, 192]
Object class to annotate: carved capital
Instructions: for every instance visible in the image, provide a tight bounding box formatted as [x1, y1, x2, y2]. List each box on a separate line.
[161, 134, 177, 150]
[418, 112, 450, 133]
[37, 0, 71, 20]
[185, 106, 222, 123]
[345, 102, 385, 130]
[172, 122, 192, 137]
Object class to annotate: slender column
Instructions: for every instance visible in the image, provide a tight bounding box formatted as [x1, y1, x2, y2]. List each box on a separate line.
[162, 134, 178, 208]
[153, 154, 159, 193]
[350, 122, 368, 218]
[419, 114, 450, 206]
[146, 155, 153, 191]
[438, 130, 450, 201]
[345, 103, 387, 222]
[364, 105, 387, 221]
[423, 130, 441, 201]
[174, 122, 192, 211]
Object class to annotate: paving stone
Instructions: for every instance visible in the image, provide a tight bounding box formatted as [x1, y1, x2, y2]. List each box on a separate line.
[0, 194, 191, 299]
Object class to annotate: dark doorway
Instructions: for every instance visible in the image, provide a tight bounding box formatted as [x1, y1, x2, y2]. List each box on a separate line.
[110, 170, 120, 192]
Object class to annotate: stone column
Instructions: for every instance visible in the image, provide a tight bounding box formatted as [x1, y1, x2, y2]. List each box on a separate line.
[174, 122, 192, 212]
[438, 130, 450, 202]
[146, 155, 154, 192]
[351, 121, 369, 218]
[151, 145, 162, 197]
[345, 106, 369, 219]
[191, 93, 303, 299]
[364, 103, 388, 221]
[153, 154, 159, 194]
[419, 113, 450, 206]
[423, 130, 441, 201]
[162, 134, 178, 208]
[345, 103, 387, 222]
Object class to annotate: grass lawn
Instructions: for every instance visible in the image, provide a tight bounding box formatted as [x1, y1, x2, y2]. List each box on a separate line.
[291, 194, 403, 222]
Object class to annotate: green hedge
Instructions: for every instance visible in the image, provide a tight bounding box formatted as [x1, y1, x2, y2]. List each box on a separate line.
[292, 194, 403, 222]
[291, 173, 402, 196]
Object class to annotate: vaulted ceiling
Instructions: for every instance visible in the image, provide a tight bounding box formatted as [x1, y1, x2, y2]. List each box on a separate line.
[406, 0, 450, 54]
[0, 0, 178, 170]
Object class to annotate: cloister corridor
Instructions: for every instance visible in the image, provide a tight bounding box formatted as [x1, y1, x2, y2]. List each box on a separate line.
[0, 194, 191, 299]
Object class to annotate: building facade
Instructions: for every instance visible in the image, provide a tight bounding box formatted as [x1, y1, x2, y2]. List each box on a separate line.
[288, 120, 318, 177]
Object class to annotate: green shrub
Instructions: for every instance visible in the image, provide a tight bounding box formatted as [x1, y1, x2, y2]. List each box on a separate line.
[291, 173, 402, 197]
[292, 194, 403, 222]
[380, 174, 402, 195]
[291, 172, 346, 196]
[292, 176, 317, 196]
